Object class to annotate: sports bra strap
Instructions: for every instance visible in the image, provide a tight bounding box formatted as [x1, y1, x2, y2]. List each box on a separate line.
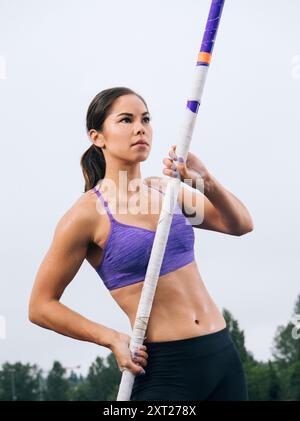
[92, 186, 115, 223]
[147, 183, 165, 195]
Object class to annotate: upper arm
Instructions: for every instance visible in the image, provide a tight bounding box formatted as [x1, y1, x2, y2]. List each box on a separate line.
[181, 191, 234, 234]
[29, 206, 93, 312]
[144, 176, 235, 235]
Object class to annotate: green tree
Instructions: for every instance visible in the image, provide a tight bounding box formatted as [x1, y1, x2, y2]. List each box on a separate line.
[223, 308, 255, 364]
[245, 361, 270, 401]
[0, 362, 40, 401]
[101, 353, 121, 400]
[66, 370, 83, 401]
[287, 361, 300, 400]
[271, 294, 300, 400]
[72, 355, 120, 401]
[44, 361, 70, 401]
[272, 295, 300, 368]
[268, 361, 281, 401]
[222, 308, 282, 400]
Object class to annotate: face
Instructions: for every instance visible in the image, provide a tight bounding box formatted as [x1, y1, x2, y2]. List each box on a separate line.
[92, 94, 152, 163]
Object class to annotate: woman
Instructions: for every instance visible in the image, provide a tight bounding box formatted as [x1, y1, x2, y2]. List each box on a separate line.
[29, 87, 253, 401]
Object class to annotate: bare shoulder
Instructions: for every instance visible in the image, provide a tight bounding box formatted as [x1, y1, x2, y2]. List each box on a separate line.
[54, 189, 98, 244]
[28, 190, 99, 304]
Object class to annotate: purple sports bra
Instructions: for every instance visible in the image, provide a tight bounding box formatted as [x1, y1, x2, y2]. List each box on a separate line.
[92, 183, 195, 291]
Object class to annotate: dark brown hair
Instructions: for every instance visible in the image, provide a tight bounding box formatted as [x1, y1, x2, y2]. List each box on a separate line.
[80, 87, 148, 192]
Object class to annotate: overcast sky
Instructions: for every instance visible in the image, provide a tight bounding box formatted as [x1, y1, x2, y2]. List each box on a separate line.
[1, 0, 300, 376]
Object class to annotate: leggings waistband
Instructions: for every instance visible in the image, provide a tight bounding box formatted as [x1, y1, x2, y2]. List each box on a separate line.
[144, 327, 233, 359]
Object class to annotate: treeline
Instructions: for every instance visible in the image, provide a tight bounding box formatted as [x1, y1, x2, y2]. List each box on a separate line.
[1, 295, 299, 401]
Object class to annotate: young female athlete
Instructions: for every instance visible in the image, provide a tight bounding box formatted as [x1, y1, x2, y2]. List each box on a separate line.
[29, 87, 253, 401]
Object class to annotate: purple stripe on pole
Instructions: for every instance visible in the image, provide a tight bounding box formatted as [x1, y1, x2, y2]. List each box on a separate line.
[199, 0, 225, 54]
[187, 100, 200, 113]
[196, 62, 209, 66]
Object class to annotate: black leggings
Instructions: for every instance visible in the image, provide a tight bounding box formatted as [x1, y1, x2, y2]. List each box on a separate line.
[130, 327, 248, 401]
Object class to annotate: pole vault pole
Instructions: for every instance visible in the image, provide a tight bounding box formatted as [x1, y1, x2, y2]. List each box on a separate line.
[117, 0, 226, 401]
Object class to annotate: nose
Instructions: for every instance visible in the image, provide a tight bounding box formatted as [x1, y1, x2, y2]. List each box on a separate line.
[134, 122, 146, 135]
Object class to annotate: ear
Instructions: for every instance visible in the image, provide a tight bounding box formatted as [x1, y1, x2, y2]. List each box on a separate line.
[89, 130, 105, 148]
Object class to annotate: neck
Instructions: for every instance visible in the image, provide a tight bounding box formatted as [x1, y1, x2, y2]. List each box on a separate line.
[99, 161, 145, 202]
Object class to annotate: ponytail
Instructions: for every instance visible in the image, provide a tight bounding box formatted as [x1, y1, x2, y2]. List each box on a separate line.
[80, 144, 106, 192]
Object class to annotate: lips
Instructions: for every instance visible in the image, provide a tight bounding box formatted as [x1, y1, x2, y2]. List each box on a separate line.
[132, 140, 149, 146]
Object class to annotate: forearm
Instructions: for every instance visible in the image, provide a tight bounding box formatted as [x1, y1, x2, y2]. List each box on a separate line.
[29, 300, 118, 350]
[202, 174, 254, 234]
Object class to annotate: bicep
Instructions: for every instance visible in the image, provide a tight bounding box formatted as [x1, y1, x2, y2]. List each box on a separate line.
[30, 209, 92, 305]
